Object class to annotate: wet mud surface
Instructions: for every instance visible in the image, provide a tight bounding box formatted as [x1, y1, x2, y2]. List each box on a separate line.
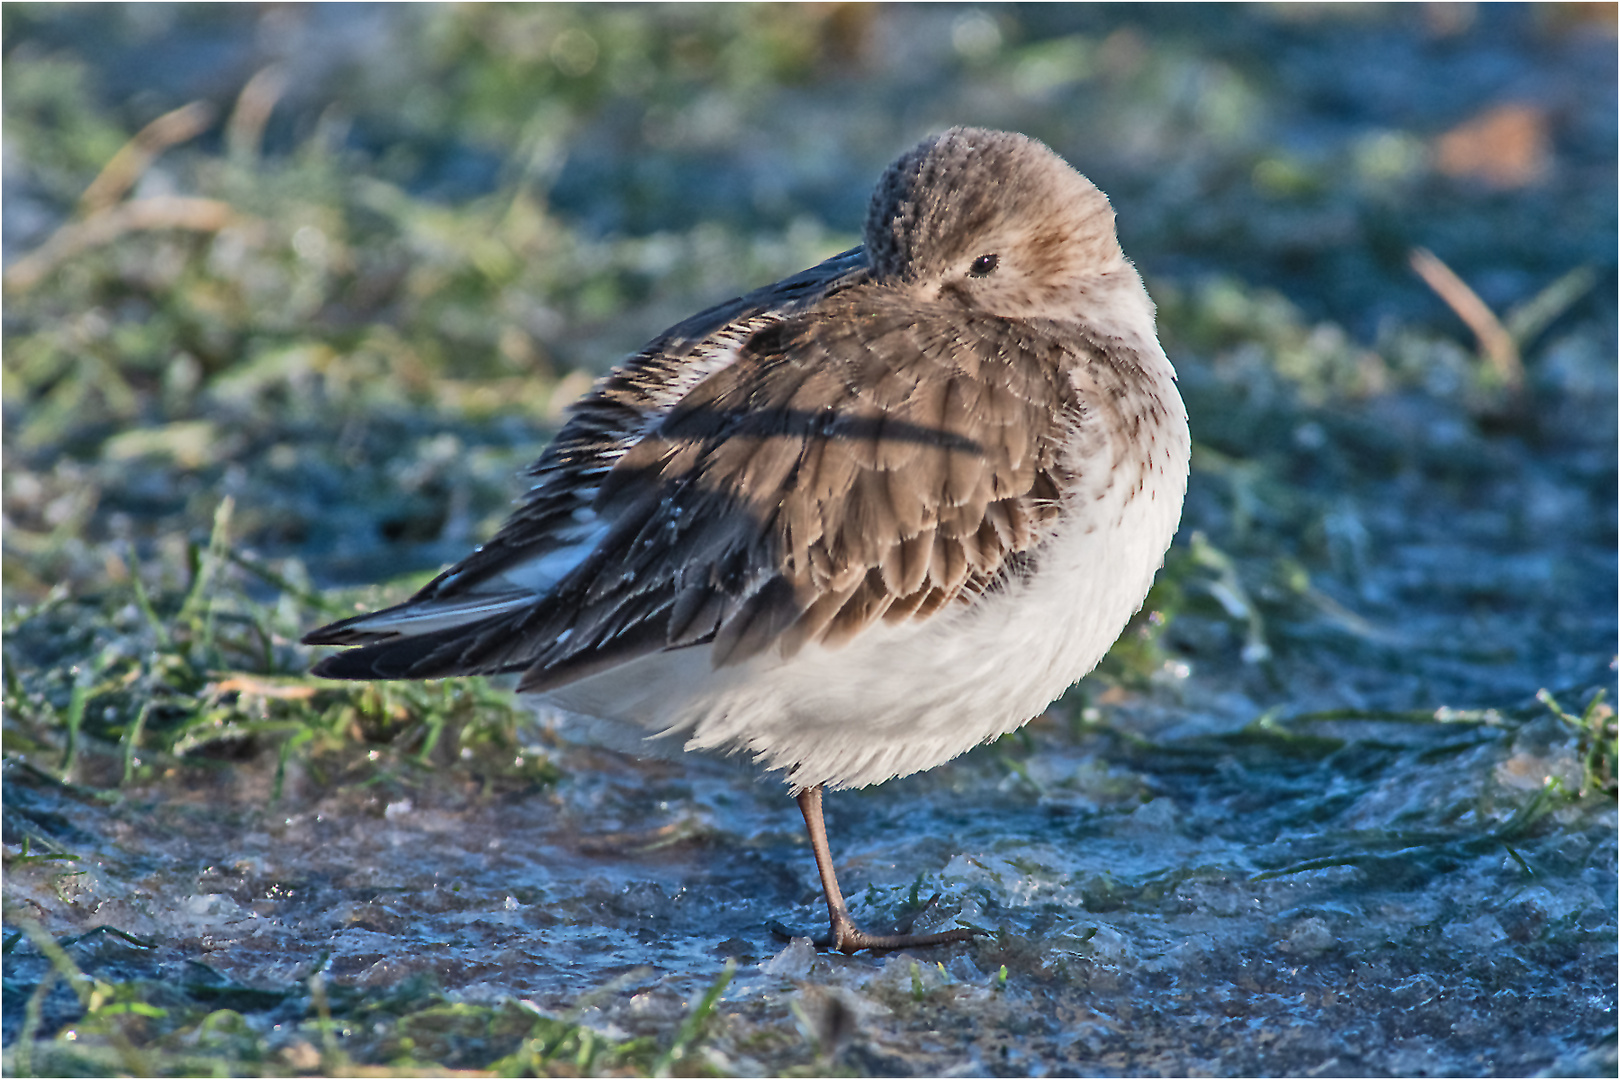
[6, 681, 1615, 1074]
[3, 4, 1616, 1076]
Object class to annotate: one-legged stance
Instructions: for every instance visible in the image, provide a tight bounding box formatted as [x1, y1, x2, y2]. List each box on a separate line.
[796, 785, 983, 954]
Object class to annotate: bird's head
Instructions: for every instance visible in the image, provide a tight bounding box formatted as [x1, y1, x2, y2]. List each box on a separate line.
[864, 127, 1133, 320]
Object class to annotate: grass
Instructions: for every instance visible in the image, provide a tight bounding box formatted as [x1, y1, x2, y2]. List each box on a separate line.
[2, 494, 548, 800]
[1536, 688, 1618, 799]
[3, 5, 1614, 1076]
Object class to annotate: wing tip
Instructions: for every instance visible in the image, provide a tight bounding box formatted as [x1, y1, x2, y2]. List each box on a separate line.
[300, 625, 356, 649]
[307, 652, 355, 680]
[301, 606, 397, 648]
[305, 635, 441, 681]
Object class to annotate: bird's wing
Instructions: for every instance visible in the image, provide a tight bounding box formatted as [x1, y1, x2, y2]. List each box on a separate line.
[592, 295, 1086, 679]
[303, 246, 868, 657]
[307, 288, 1091, 692]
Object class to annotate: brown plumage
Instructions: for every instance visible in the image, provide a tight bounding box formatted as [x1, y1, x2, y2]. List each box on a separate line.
[302, 127, 1191, 953]
[302, 133, 1120, 691]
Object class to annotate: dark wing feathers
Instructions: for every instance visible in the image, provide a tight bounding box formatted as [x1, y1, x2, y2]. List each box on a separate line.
[356, 246, 872, 606]
[508, 295, 1078, 680]
[306, 272, 1084, 690]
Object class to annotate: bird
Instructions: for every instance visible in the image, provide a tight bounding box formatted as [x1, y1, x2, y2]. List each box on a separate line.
[303, 127, 1190, 954]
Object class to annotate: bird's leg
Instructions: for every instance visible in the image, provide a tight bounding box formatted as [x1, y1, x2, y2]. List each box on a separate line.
[795, 784, 983, 954]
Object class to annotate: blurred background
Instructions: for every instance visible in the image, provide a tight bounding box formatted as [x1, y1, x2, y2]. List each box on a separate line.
[3, 4, 1615, 1077]
[3, 3, 1615, 593]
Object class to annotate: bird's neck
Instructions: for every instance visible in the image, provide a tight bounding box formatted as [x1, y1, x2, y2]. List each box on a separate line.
[1065, 264, 1177, 385]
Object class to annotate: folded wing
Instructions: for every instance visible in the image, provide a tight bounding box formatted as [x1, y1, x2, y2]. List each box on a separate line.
[305, 278, 1083, 693]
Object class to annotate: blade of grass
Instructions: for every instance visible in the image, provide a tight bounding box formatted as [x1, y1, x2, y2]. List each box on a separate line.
[272, 728, 315, 803]
[1410, 246, 1522, 391]
[125, 545, 173, 650]
[2, 582, 70, 635]
[653, 960, 735, 1077]
[221, 546, 349, 617]
[307, 972, 352, 1075]
[120, 701, 152, 786]
[3, 911, 149, 1075]
[59, 674, 90, 781]
[1505, 264, 1596, 348]
[79, 100, 217, 213]
[60, 925, 157, 950]
[177, 496, 234, 630]
[15, 967, 56, 1078]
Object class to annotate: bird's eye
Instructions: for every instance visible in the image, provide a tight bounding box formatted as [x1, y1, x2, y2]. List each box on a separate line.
[969, 253, 999, 277]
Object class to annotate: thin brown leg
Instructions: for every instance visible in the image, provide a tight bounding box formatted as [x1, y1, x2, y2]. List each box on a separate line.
[795, 784, 983, 954]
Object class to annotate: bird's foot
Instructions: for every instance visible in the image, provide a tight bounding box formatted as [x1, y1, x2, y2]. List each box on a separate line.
[821, 920, 985, 954]
[769, 894, 987, 954]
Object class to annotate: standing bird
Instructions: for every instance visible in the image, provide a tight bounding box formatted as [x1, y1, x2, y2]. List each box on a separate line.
[304, 128, 1190, 953]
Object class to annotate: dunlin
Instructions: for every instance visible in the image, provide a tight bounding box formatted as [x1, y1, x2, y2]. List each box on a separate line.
[305, 128, 1190, 953]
